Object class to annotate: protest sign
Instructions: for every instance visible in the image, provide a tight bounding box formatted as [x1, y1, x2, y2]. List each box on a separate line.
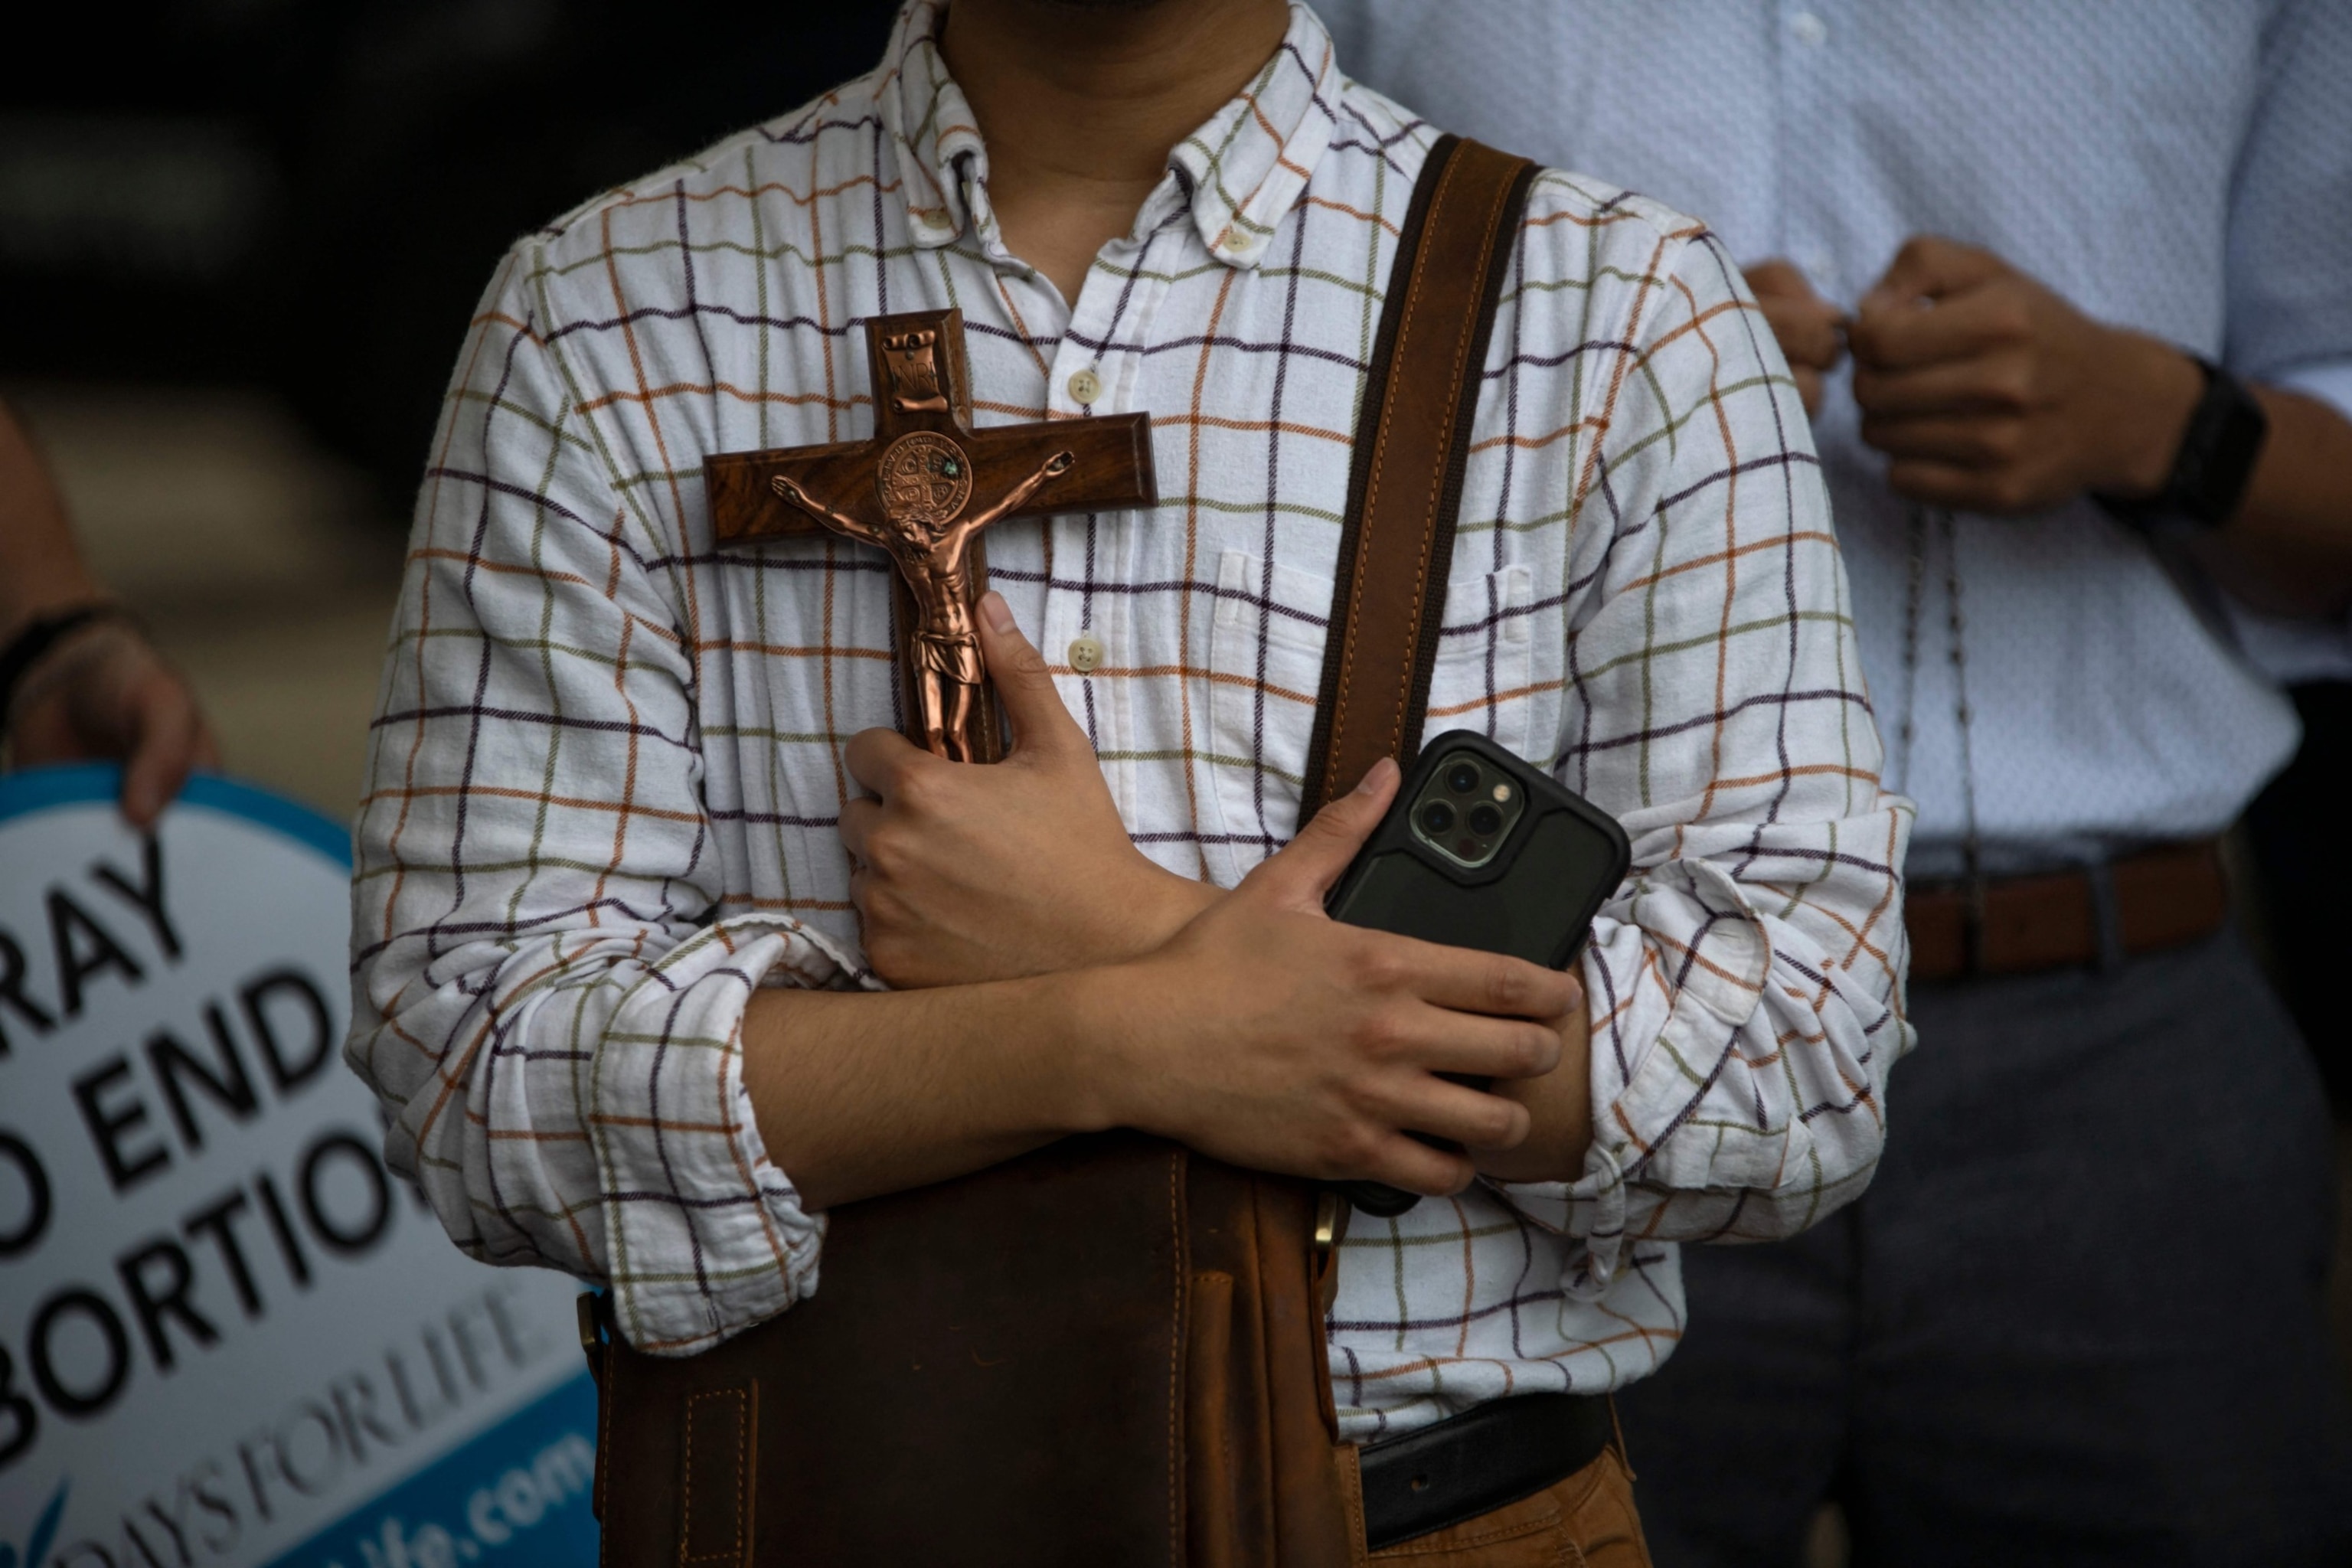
[0, 767, 596, 1568]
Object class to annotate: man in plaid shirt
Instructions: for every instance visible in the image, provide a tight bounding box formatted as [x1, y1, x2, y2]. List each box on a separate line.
[348, 0, 1910, 1556]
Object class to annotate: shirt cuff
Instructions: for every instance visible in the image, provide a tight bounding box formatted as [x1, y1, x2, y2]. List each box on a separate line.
[1487, 858, 1781, 1292]
[1485, 1145, 1626, 1301]
[2269, 359, 2352, 425]
[2220, 596, 2352, 683]
[593, 912, 880, 1355]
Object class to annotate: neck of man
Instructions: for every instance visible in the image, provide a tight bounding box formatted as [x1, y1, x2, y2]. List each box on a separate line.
[940, 0, 1292, 308]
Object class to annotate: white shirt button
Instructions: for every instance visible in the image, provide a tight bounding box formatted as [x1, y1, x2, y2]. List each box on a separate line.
[1066, 632, 1105, 673]
[1788, 10, 1829, 46]
[1067, 367, 1103, 405]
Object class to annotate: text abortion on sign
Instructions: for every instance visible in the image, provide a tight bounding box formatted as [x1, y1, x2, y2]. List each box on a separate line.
[0, 770, 590, 1568]
[3, 837, 370, 1426]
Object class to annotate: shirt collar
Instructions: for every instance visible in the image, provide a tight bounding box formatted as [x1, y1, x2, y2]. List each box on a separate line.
[879, 0, 1340, 271]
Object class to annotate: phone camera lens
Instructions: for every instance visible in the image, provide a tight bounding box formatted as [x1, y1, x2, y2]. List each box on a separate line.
[1419, 800, 1457, 835]
[1446, 761, 1481, 795]
[1467, 802, 1504, 836]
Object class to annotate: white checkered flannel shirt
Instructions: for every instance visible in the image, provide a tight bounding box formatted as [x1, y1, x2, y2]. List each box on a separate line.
[348, 0, 1913, 1439]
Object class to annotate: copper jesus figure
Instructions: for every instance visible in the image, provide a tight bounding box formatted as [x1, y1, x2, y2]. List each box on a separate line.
[704, 309, 1158, 763]
[771, 445, 1073, 758]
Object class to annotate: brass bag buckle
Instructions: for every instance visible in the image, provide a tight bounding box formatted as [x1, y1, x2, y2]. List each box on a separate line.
[1313, 1189, 1351, 1315]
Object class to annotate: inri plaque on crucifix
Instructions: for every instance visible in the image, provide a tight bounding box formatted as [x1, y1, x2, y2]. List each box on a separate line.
[705, 309, 1158, 761]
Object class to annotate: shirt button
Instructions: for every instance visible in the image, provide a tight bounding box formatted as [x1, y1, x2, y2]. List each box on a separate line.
[1066, 632, 1105, 674]
[1067, 367, 1103, 405]
[1788, 10, 1828, 45]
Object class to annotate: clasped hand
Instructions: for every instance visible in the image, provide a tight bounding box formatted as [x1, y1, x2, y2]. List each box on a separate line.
[1748, 237, 2198, 515]
[836, 592, 1582, 1194]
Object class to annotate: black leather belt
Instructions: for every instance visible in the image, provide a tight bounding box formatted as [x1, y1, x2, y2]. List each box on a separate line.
[1357, 1392, 1615, 1550]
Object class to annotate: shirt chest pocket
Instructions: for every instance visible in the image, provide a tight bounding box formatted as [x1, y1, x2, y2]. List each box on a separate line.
[1202, 549, 1534, 884]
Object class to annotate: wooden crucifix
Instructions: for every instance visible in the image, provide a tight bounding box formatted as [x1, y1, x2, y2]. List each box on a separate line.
[705, 309, 1157, 761]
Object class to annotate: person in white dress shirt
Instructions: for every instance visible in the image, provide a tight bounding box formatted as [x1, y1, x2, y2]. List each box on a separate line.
[1321, 1, 2352, 1562]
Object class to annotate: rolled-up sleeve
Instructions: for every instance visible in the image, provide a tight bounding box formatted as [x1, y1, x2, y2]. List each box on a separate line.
[1492, 220, 1913, 1289]
[347, 246, 861, 1355]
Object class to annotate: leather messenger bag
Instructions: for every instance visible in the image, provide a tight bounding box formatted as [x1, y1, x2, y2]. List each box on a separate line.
[582, 135, 1538, 1567]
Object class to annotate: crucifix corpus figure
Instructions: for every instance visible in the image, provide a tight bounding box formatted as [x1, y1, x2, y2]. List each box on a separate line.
[705, 309, 1158, 762]
[772, 440, 1074, 758]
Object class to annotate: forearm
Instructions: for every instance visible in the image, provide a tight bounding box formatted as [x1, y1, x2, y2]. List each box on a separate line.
[0, 404, 100, 631]
[740, 971, 1112, 1211]
[2243, 384, 2352, 544]
[2095, 342, 2352, 613]
[2191, 385, 2352, 615]
[744, 832, 1580, 1214]
[1472, 1004, 1592, 1184]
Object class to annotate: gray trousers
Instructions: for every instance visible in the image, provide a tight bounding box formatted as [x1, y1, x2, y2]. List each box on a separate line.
[1619, 928, 2351, 1566]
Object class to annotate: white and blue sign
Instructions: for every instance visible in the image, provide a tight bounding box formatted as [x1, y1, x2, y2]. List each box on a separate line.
[0, 767, 596, 1568]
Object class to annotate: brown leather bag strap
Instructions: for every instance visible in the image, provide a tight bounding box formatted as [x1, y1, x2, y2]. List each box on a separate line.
[1298, 134, 1539, 818]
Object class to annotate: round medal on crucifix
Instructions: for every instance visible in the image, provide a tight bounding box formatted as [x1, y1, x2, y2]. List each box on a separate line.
[875, 431, 974, 526]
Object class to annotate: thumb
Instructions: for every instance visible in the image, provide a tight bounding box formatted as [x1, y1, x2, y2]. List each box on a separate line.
[119, 670, 201, 829]
[975, 591, 1086, 761]
[1245, 758, 1400, 908]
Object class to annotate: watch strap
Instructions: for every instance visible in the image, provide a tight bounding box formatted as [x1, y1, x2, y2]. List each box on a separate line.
[2097, 354, 2269, 530]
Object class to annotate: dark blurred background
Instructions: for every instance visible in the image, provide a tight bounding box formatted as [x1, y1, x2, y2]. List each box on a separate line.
[0, 0, 897, 811]
[4, 0, 900, 503]
[2246, 687, 2352, 1114]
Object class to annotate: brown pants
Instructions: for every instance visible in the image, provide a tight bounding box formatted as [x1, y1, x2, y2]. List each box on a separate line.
[1344, 1444, 1653, 1567]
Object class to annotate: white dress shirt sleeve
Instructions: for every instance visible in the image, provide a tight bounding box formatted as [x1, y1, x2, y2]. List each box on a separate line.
[2223, 0, 2352, 390]
[2202, 0, 2352, 681]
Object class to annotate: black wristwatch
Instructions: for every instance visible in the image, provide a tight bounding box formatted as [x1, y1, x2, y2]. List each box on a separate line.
[2095, 354, 2269, 531]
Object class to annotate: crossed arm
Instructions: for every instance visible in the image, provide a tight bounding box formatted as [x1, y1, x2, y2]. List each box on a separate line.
[743, 436, 1579, 1210]
[747, 590, 1586, 1211]
[356, 227, 1902, 1351]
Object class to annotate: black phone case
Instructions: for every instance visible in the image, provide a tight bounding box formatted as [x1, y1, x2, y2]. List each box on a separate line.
[1322, 730, 1632, 1215]
[1326, 730, 1630, 966]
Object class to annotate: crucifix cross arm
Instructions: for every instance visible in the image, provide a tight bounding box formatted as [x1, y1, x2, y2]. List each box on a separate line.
[704, 308, 1156, 761]
[707, 311, 1154, 550]
[768, 472, 884, 550]
[769, 446, 1073, 557]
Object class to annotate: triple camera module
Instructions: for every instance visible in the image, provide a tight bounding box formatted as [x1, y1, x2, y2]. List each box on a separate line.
[1410, 750, 1525, 867]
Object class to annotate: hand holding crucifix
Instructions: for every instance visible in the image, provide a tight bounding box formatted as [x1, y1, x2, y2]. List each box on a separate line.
[705, 309, 1156, 762]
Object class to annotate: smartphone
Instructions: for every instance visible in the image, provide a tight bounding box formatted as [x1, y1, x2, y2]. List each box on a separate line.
[1323, 730, 1632, 1217]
